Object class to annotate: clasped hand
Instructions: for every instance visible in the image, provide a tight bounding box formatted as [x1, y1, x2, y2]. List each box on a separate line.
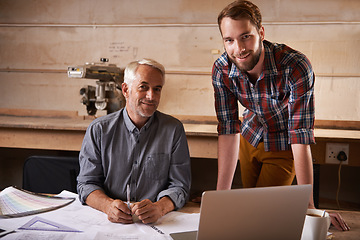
[106, 199, 162, 224]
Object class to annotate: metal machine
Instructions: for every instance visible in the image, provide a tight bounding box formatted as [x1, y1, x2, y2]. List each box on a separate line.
[67, 58, 125, 116]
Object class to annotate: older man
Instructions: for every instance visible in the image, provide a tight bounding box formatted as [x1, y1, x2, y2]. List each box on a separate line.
[77, 58, 191, 224]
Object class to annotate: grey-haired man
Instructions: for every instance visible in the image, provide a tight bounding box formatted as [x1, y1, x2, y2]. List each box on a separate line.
[77, 59, 191, 224]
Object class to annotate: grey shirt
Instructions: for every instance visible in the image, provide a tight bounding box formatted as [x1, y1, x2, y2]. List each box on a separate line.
[77, 108, 191, 210]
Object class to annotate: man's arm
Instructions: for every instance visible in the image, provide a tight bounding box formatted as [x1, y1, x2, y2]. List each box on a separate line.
[85, 189, 133, 224]
[131, 196, 175, 224]
[216, 133, 240, 190]
[156, 121, 191, 210]
[291, 144, 315, 209]
[293, 144, 351, 230]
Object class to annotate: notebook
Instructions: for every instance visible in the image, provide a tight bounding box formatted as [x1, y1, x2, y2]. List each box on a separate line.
[170, 184, 311, 240]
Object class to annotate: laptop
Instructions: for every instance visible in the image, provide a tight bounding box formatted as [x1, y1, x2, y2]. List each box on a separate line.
[170, 184, 311, 240]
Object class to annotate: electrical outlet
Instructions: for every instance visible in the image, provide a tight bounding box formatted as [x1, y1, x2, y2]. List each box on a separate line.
[325, 143, 349, 164]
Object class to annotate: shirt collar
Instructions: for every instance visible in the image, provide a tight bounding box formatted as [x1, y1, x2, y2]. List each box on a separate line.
[262, 40, 278, 76]
[122, 107, 155, 133]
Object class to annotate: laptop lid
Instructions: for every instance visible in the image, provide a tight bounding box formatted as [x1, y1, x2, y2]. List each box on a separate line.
[197, 184, 311, 240]
[170, 184, 311, 240]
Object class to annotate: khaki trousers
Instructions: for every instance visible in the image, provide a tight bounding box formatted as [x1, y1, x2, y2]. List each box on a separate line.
[239, 134, 296, 188]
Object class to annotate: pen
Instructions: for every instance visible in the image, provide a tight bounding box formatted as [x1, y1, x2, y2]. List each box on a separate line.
[321, 210, 326, 217]
[126, 184, 131, 210]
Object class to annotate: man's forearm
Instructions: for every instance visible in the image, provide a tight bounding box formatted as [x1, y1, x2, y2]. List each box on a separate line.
[85, 189, 114, 214]
[291, 144, 315, 208]
[217, 133, 240, 190]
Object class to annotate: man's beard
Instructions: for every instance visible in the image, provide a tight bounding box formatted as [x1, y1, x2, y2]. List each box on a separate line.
[136, 99, 158, 118]
[229, 39, 262, 72]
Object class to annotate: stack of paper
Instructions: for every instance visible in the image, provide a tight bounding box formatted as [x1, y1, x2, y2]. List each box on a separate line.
[0, 186, 75, 217]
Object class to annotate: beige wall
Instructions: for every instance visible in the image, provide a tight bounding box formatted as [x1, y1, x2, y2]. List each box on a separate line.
[0, 0, 359, 120]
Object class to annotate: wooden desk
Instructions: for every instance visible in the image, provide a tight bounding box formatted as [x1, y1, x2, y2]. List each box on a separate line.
[1, 115, 359, 166]
[327, 210, 360, 240]
[180, 203, 360, 240]
[0, 115, 219, 159]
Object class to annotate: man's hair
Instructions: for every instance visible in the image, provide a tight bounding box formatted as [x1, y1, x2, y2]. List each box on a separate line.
[124, 58, 165, 87]
[217, 0, 262, 31]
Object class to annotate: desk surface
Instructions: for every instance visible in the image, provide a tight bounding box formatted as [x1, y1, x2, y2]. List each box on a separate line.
[1, 193, 359, 240]
[327, 210, 360, 240]
[0, 191, 200, 240]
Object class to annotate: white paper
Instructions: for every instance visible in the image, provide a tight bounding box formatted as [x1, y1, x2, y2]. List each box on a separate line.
[0, 190, 200, 240]
[152, 211, 200, 235]
[94, 231, 169, 240]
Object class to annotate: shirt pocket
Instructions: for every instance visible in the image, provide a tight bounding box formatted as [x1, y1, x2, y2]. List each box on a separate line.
[144, 153, 170, 180]
[269, 91, 289, 110]
[270, 90, 289, 101]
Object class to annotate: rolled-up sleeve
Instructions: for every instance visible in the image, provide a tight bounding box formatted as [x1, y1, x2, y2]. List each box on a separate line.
[212, 59, 241, 136]
[288, 56, 315, 145]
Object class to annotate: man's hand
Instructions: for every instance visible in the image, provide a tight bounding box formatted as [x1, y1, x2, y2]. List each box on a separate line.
[131, 199, 163, 224]
[131, 197, 175, 224]
[85, 190, 133, 224]
[329, 212, 350, 231]
[106, 199, 133, 224]
[86, 190, 174, 224]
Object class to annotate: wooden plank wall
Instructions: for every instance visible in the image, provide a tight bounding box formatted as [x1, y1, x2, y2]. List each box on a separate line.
[0, 0, 359, 121]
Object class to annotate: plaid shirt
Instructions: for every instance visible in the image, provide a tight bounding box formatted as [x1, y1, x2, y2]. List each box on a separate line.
[212, 40, 315, 151]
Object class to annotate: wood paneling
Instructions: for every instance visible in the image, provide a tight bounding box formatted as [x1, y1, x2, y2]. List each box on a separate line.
[0, 0, 359, 119]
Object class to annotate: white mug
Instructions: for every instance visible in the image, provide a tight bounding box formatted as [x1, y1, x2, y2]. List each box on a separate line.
[301, 209, 331, 240]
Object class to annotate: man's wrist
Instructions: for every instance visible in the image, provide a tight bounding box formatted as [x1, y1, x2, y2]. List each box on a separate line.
[155, 196, 175, 216]
[86, 189, 114, 215]
[103, 198, 115, 215]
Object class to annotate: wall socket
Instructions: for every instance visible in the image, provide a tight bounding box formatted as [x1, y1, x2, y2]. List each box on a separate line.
[325, 143, 349, 164]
